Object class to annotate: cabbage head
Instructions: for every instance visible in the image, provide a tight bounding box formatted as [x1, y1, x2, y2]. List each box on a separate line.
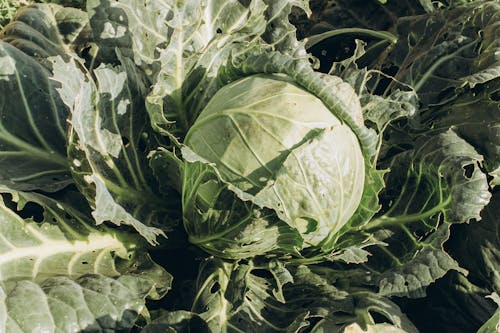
[182, 74, 368, 258]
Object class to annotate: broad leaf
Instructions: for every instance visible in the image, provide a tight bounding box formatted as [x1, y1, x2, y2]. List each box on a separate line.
[0, 261, 170, 333]
[0, 41, 70, 191]
[356, 130, 490, 297]
[87, 0, 310, 139]
[0, 190, 127, 281]
[0, 186, 172, 332]
[190, 258, 418, 333]
[418, 78, 500, 187]
[181, 149, 303, 259]
[383, 1, 500, 106]
[0, 4, 91, 64]
[53, 54, 180, 244]
[141, 310, 210, 333]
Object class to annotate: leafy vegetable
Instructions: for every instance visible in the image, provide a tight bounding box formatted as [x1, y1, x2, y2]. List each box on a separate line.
[0, 0, 497, 332]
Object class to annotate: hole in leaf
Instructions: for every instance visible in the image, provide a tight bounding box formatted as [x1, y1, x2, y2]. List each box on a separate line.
[216, 28, 222, 34]
[306, 317, 323, 328]
[80, 45, 92, 58]
[122, 136, 130, 148]
[6, 198, 45, 223]
[370, 311, 390, 324]
[81, 261, 88, 265]
[210, 281, 220, 294]
[463, 164, 474, 179]
[252, 269, 274, 281]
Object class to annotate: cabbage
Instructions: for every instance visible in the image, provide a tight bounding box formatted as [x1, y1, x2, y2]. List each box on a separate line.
[185, 74, 365, 247]
[0, 0, 497, 332]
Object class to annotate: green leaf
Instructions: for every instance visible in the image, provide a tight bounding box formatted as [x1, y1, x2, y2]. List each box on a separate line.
[0, 185, 138, 281]
[260, 0, 310, 56]
[86, 0, 311, 139]
[418, 79, 500, 187]
[0, 41, 70, 191]
[191, 259, 310, 333]
[447, 189, 500, 294]
[87, 0, 281, 138]
[181, 150, 303, 259]
[384, 1, 500, 106]
[0, 263, 170, 333]
[53, 54, 180, 244]
[87, 0, 172, 67]
[190, 258, 418, 333]
[478, 293, 500, 333]
[374, 130, 491, 228]
[0, 186, 172, 332]
[141, 310, 210, 333]
[1, 4, 91, 63]
[358, 130, 491, 297]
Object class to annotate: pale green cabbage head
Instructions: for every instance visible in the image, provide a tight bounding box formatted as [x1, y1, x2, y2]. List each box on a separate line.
[185, 74, 365, 248]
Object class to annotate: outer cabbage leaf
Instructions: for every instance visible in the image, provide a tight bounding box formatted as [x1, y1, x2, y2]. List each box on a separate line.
[1, 4, 91, 66]
[383, 1, 500, 107]
[53, 54, 180, 244]
[181, 148, 303, 259]
[87, 0, 309, 139]
[0, 262, 170, 333]
[0, 41, 70, 191]
[140, 310, 210, 333]
[417, 78, 500, 187]
[0, 186, 172, 332]
[327, 40, 418, 135]
[403, 189, 499, 332]
[347, 130, 491, 297]
[0, 187, 129, 281]
[188, 258, 418, 333]
[478, 293, 500, 333]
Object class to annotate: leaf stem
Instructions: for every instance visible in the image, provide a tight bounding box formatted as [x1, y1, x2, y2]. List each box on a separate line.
[305, 28, 398, 49]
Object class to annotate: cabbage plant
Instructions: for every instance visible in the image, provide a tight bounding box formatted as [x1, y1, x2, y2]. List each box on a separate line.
[0, 0, 498, 332]
[183, 73, 367, 256]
